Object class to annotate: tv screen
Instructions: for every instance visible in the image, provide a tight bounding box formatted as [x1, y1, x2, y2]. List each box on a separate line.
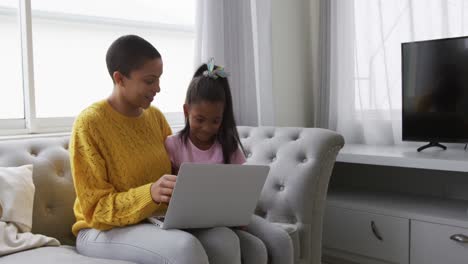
[402, 36, 468, 145]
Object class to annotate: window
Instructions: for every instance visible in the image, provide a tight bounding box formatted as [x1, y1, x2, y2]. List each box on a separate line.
[1, 0, 195, 135]
[352, 0, 468, 112]
[327, 0, 468, 145]
[0, 1, 23, 126]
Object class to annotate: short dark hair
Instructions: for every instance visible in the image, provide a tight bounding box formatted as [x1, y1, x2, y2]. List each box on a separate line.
[179, 63, 244, 163]
[105, 35, 161, 82]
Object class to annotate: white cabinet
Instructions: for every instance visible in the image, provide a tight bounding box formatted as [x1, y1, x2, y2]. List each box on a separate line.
[411, 221, 468, 264]
[323, 144, 468, 264]
[323, 191, 468, 264]
[323, 206, 409, 264]
[326, 145, 468, 263]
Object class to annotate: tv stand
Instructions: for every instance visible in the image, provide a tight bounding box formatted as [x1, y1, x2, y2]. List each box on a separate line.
[325, 145, 468, 264]
[417, 142, 447, 152]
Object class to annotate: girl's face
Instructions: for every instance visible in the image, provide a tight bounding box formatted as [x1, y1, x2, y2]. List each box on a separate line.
[184, 101, 224, 148]
[117, 58, 163, 111]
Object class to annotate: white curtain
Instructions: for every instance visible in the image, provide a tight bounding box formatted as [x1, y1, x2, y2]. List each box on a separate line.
[323, 0, 468, 145]
[195, 0, 274, 126]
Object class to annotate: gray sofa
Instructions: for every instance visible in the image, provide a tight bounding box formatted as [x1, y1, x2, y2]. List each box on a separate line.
[0, 126, 344, 264]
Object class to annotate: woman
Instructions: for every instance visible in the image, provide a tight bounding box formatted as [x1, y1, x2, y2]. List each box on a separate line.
[70, 34, 251, 264]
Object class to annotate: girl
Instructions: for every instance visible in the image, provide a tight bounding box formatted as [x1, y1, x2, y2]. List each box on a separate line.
[164, 59, 293, 264]
[165, 58, 245, 173]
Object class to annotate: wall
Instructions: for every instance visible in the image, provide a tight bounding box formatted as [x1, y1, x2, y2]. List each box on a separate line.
[271, 0, 316, 127]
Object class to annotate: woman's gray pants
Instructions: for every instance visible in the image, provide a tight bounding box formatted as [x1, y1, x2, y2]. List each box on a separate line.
[76, 223, 268, 264]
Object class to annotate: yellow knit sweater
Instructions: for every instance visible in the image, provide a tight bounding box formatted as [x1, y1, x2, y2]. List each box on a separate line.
[70, 100, 172, 236]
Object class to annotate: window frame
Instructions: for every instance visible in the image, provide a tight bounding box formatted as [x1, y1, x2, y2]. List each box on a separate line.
[0, 0, 189, 136]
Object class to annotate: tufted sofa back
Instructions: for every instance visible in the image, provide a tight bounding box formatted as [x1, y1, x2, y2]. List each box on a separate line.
[0, 127, 344, 264]
[0, 136, 75, 245]
[238, 126, 344, 264]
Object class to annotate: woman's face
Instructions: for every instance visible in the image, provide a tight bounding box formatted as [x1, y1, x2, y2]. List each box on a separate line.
[119, 58, 163, 110]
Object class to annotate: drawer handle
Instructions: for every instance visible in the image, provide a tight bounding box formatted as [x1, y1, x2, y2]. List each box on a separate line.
[371, 221, 383, 241]
[450, 234, 468, 243]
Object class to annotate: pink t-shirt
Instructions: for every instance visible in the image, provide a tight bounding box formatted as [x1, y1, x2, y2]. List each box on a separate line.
[164, 134, 246, 173]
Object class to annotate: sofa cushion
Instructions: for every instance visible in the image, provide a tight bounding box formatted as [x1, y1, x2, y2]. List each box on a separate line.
[0, 164, 34, 232]
[0, 246, 135, 264]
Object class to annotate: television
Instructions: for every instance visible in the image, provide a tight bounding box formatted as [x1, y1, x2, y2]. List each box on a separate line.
[402, 36, 468, 152]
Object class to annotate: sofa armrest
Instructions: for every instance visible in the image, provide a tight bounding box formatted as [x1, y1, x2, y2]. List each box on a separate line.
[238, 126, 344, 264]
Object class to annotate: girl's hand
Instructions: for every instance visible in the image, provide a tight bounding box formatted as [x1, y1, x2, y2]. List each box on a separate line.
[150, 174, 177, 204]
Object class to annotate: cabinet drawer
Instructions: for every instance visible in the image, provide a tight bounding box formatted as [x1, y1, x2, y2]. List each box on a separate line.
[411, 220, 468, 264]
[323, 206, 409, 264]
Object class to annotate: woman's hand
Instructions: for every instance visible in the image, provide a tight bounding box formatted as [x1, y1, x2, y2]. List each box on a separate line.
[150, 174, 177, 204]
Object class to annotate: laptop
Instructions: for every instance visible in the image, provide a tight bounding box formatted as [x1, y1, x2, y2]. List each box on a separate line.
[147, 163, 269, 229]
